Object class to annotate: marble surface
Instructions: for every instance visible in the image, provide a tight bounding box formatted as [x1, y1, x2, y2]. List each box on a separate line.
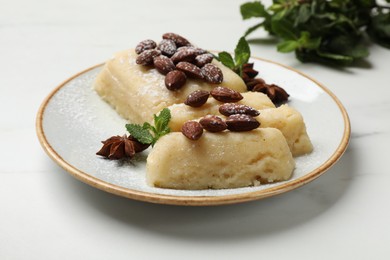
[1, 0, 389, 259]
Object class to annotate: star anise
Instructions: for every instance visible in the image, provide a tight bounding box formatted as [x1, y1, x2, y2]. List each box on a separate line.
[241, 63, 289, 104]
[242, 63, 267, 92]
[96, 134, 150, 160]
[252, 83, 290, 104]
[241, 63, 259, 84]
[245, 78, 266, 91]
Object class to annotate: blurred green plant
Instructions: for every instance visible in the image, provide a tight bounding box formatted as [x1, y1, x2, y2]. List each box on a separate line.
[240, 0, 390, 66]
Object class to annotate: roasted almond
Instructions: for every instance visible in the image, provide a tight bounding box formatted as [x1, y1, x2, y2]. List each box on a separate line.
[184, 90, 210, 107]
[177, 46, 207, 55]
[165, 70, 187, 90]
[226, 114, 260, 132]
[201, 63, 223, 84]
[199, 115, 227, 132]
[194, 53, 213, 67]
[176, 62, 203, 79]
[170, 48, 197, 64]
[181, 121, 203, 140]
[163, 32, 191, 47]
[136, 49, 161, 65]
[210, 86, 243, 103]
[153, 55, 175, 75]
[157, 39, 177, 57]
[135, 39, 157, 54]
[219, 103, 260, 117]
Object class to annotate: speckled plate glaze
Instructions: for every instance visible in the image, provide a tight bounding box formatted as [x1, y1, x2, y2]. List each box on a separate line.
[36, 57, 350, 206]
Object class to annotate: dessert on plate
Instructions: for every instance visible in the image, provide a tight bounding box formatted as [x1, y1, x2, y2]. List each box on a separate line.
[95, 33, 313, 190]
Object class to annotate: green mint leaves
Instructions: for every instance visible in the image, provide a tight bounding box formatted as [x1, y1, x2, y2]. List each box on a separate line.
[240, 0, 390, 66]
[125, 123, 154, 144]
[240, 1, 270, 20]
[277, 31, 321, 53]
[235, 37, 251, 67]
[150, 108, 171, 142]
[218, 52, 235, 69]
[218, 37, 251, 76]
[368, 11, 390, 49]
[125, 108, 171, 146]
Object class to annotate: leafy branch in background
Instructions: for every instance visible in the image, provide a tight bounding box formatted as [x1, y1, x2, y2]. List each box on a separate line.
[240, 0, 390, 66]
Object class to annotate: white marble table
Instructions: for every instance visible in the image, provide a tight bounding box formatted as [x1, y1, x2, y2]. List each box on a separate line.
[1, 0, 390, 259]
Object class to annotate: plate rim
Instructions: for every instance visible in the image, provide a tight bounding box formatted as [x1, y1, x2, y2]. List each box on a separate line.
[36, 57, 351, 206]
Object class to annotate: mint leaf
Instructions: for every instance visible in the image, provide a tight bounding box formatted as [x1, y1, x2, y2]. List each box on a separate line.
[346, 45, 369, 59]
[271, 19, 298, 40]
[240, 2, 269, 20]
[152, 108, 171, 145]
[234, 37, 251, 67]
[277, 40, 300, 53]
[125, 124, 153, 144]
[368, 11, 390, 49]
[218, 51, 235, 69]
[295, 4, 311, 25]
[273, 7, 290, 21]
[218, 37, 251, 77]
[142, 122, 153, 131]
[316, 51, 354, 63]
[296, 49, 353, 66]
[298, 31, 321, 50]
[156, 108, 171, 123]
[269, 3, 283, 13]
[327, 35, 369, 59]
[154, 108, 171, 132]
[126, 108, 171, 146]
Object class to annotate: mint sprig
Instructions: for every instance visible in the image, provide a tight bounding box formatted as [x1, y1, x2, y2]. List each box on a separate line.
[218, 1, 389, 66]
[125, 108, 171, 146]
[240, 0, 390, 66]
[217, 36, 251, 76]
[125, 123, 154, 144]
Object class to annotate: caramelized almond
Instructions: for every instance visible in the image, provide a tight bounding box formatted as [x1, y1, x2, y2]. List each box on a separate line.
[199, 115, 227, 132]
[201, 63, 223, 84]
[165, 70, 187, 90]
[184, 90, 210, 107]
[136, 49, 161, 65]
[135, 39, 157, 54]
[226, 114, 260, 132]
[210, 87, 243, 103]
[176, 62, 203, 79]
[219, 103, 260, 117]
[181, 121, 203, 140]
[153, 55, 175, 75]
[163, 32, 191, 47]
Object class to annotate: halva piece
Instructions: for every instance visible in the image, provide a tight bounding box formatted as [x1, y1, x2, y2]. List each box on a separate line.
[93, 49, 246, 124]
[146, 128, 295, 190]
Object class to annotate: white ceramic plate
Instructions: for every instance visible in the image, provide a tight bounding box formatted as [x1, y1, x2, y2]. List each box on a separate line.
[36, 57, 350, 206]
